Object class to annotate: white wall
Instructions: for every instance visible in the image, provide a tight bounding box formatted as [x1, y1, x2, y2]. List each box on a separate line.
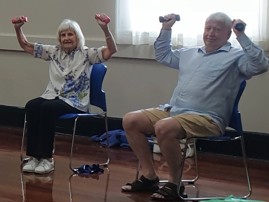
[0, 0, 269, 133]
[0, 51, 177, 117]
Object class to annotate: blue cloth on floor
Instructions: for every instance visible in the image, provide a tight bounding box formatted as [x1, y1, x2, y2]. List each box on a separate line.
[91, 129, 154, 149]
[73, 164, 104, 175]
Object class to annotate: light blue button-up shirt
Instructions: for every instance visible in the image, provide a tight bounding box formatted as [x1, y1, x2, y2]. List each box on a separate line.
[154, 30, 268, 133]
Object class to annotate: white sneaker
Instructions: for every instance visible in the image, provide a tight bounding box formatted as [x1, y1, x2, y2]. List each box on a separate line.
[180, 139, 195, 158]
[22, 157, 39, 173]
[185, 143, 195, 158]
[34, 159, 54, 174]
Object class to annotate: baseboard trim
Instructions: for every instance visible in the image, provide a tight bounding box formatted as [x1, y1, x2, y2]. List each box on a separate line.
[0, 105, 268, 161]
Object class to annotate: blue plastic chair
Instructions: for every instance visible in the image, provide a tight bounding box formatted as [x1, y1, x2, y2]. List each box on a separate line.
[20, 63, 110, 172]
[180, 80, 252, 201]
[59, 63, 109, 172]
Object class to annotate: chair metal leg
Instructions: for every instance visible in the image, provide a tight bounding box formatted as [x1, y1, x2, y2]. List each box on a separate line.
[20, 170, 26, 202]
[20, 114, 29, 162]
[180, 136, 252, 201]
[135, 161, 141, 180]
[101, 113, 110, 167]
[20, 114, 55, 163]
[68, 167, 110, 202]
[69, 115, 110, 173]
[239, 136, 252, 198]
[135, 138, 198, 185]
[181, 138, 199, 184]
[69, 117, 79, 172]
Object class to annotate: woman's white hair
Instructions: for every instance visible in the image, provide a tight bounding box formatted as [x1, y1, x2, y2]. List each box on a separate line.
[57, 19, 85, 48]
[206, 12, 232, 29]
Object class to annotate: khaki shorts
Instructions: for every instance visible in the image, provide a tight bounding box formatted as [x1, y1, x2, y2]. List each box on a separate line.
[142, 108, 221, 138]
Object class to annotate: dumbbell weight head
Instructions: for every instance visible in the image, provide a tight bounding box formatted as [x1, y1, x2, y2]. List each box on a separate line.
[159, 14, 180, 23]
[235, 23, 245, 31]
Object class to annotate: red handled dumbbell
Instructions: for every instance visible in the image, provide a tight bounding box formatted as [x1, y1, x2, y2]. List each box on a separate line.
[95, 14, 110, 24]
[12, 16, 28, 24]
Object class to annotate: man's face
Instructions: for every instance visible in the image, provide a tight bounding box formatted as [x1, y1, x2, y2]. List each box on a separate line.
[203, 20, 231, 53]
[59, 29, 78, 53]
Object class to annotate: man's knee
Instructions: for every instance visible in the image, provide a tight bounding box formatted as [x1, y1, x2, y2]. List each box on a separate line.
[123, 110, 153, 134]
[122, 111, 140, 131]
[154, 120, 171, 141]
[154, 119, 185, 142]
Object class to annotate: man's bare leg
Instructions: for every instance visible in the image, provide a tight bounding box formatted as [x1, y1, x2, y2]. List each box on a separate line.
[151, 117, 186, 199]
[121, 110, 158, 191]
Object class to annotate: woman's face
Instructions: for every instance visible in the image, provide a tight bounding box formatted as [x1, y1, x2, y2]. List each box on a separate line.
[59, 29, 78, 53]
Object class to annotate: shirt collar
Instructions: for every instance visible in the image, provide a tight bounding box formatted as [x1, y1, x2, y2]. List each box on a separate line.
[198, 42, 232, 54]
[59, 47, 80, 60]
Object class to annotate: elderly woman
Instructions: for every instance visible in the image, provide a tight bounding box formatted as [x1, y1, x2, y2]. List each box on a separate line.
[13, 14, 117, 174]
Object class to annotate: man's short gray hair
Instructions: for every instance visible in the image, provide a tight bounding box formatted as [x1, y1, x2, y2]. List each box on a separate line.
[206, 12, 232, 29]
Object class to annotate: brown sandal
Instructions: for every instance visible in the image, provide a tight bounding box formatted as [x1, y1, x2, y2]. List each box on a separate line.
[121, 175, 159, 192]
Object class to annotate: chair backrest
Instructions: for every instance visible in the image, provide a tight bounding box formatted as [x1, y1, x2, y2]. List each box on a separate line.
[228, 80, 246, 133]
[90, 63, 107, 112]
